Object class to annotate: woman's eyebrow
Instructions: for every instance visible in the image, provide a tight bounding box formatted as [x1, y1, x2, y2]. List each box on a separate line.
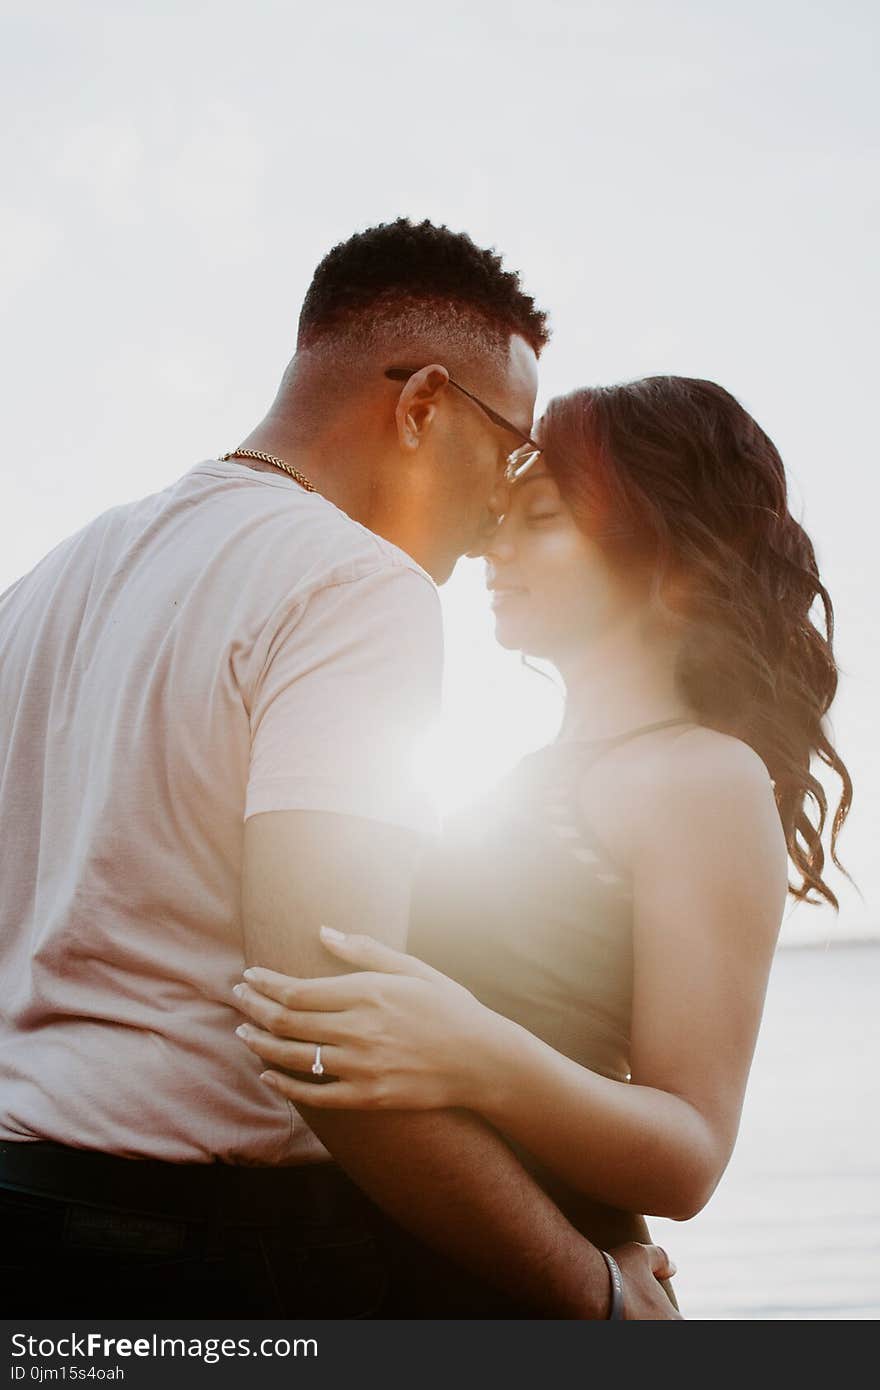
[515, 472, 554, 490]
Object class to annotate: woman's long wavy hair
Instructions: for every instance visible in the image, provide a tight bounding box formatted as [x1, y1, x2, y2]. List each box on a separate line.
[540, 376, 852, 909]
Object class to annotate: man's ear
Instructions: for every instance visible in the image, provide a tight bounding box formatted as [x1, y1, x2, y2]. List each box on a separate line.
[393, 365, 450, 452]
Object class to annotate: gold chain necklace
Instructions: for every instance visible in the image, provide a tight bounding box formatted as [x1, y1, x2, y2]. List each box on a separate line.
[220, 448, 317, 493]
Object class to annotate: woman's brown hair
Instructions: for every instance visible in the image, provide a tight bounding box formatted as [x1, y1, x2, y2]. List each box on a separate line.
[541, 376, 852, 908]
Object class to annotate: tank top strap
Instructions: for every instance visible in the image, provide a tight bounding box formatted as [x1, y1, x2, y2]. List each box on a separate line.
[509, 720, 694, 890]
[591, 716, 692, 748]
[568, 717, 695, 772]
[532, 718, 695, 884]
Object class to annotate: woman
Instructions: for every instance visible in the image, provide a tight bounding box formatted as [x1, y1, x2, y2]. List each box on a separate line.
[233, 376, 852, 1303]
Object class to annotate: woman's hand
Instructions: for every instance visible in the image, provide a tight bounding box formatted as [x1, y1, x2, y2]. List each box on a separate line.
[233, 926, 497, 1111]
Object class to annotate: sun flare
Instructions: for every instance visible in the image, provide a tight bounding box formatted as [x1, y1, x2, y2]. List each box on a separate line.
[413, 562, 563, 819]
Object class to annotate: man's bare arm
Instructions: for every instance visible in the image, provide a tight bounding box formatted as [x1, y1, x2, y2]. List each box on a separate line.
[242, 809, 612, 1317]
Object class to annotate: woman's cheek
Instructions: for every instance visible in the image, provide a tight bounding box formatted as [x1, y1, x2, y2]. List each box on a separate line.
[541, 541, 616, 646]
[507, 541, 578, 650]
[534, 531, 595, 604]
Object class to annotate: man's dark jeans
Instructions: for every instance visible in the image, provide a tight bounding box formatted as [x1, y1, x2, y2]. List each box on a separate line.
[0, 1144, 522, 1318]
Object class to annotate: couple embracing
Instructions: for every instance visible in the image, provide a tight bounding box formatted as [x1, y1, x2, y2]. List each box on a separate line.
[0, 218, 850, 1319]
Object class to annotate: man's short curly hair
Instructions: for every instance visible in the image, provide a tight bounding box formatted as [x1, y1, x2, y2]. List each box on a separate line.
[297, 218, 550, 359]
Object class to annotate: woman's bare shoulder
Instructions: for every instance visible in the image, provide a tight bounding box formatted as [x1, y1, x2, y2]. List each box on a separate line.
[636, 725, 786, 887]
[656, 725, 773, 796]
[576, 722, 779, 880]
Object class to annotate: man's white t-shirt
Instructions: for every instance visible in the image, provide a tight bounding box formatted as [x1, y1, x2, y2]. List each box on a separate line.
[0, 460, 442, 1163]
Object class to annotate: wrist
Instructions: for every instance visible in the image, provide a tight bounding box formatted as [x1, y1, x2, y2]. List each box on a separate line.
[548, 1237, 614, 1319]
[466, 1010, 541, 1122]
[600, 1250, 625, 1319]
[454, 1002, 521, 1113]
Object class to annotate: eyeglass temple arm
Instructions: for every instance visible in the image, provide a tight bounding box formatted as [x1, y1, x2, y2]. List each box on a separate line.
[385, 368, 540, 451]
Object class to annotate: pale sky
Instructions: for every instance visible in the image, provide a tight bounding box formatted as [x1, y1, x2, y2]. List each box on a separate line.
[2, 0, 877, 942]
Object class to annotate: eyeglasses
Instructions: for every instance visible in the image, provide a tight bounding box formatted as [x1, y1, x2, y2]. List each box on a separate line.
[385, 367, 542, 484]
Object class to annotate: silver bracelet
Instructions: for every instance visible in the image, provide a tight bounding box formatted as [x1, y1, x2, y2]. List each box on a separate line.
[600, 1250, 625, 1320]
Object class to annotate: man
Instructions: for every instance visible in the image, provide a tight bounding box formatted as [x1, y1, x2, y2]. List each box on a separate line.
[0, 219, 677, 1318]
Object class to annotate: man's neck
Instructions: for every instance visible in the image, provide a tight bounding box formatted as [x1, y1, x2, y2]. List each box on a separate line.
[232, 421, 374, 525]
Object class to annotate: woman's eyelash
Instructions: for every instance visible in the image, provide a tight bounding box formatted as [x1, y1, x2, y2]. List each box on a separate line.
[527, 512, 559, 523]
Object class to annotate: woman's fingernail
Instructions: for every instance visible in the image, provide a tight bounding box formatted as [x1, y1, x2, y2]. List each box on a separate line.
[242, 968, 257, 982]
[259, 1071, 277, 1087]
[320, 925, 346, 943]
[232, 984, 245, 998]
[235, 1024, 250, 1038]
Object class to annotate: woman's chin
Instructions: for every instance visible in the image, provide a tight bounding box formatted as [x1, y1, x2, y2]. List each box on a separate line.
[491, 611, 529, 651]
[492, 614, 558, 663]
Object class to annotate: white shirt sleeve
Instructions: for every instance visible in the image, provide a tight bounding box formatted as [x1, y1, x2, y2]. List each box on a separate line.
[244, 563, 443, 835]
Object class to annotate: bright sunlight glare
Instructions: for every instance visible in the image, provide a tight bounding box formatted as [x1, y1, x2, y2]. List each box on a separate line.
[414, 559, 564, 817]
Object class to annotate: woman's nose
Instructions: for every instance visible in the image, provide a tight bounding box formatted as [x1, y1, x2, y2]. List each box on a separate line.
[465, 522, 516, 561]
[479, 523, 516, 563]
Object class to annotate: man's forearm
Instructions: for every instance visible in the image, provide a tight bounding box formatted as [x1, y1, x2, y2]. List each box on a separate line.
[300, 1102, 611, 1318]
[242, 811, 609, 1317]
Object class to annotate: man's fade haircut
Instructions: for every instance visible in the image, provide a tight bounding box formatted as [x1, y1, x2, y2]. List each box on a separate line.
[296, 218, 550, 368]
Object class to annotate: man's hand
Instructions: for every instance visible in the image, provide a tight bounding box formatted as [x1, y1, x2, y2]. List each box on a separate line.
[611, 1242, 682, 1320]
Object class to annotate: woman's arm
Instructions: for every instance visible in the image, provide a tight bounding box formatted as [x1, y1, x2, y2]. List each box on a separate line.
[236, 735, 788, 1220]
[462, 734, 790, 1218]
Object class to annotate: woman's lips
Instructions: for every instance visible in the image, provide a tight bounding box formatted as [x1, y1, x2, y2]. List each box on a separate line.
[488, 586, 529, 609]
